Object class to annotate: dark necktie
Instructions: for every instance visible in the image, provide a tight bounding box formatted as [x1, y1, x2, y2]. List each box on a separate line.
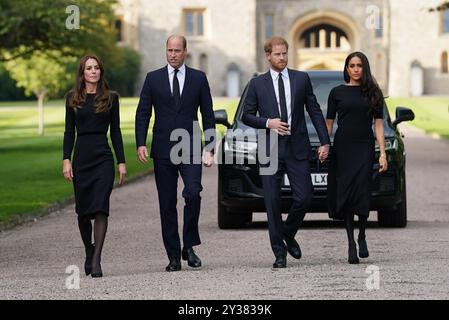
[173, 69, 180, 108]
[278, 73, 288, 123]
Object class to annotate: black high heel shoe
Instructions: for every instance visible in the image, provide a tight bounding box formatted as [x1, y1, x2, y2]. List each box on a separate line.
[91, 258, 103, 278]
[84, 244, 95, 276]
[358, 237, 369, 258]
[348, 243, 359, 264]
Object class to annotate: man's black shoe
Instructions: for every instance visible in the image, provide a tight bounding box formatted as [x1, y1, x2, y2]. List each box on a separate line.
[165, 257, 181, 272]
[272, 255, 287, 269]
[182, 248, 202, 268]
[285, 236, 301, 259]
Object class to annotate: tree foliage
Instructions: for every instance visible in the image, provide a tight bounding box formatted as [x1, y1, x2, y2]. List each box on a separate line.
[429, 2, 449, 12]
[4, 50, 77, 135]
[0, 0, 118, 61]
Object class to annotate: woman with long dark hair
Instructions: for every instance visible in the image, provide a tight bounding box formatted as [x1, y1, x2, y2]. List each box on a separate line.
[326, 51, 388, 264]
[62, 55, 126, 277]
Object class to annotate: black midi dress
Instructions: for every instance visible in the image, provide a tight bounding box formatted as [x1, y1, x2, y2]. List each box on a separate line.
[63, 93, 125, 218]
[326, 85, 383, 220]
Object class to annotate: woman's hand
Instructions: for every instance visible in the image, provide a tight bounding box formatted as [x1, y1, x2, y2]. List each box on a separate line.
[63, 159, 73, 181]
[379, 154, 388, 173]
[118, 163, 127, 185]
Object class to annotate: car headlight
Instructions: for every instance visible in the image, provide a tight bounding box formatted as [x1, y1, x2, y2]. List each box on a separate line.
[224, 139, 258, 154]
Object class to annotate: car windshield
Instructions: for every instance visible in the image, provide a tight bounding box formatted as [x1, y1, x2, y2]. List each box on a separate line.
[308, 73, 345, 116]
[235, 71, 394, 137]
[236, 72, 343, 121]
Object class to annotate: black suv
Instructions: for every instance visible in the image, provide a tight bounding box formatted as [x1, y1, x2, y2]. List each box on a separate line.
[214, 71, 415, 229]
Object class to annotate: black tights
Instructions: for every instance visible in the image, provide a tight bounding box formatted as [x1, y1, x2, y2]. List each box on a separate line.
[78, 212, 108, 272]
[344, 213, 367, 246]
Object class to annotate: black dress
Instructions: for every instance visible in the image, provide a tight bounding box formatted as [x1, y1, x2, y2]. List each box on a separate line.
[63, 93, 125, 218]
[326, 85, 383, 220]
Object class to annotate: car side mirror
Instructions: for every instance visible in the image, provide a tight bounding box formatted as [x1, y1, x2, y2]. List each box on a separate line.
[214, 109, 231, 128]
[392, 107, 415, 129]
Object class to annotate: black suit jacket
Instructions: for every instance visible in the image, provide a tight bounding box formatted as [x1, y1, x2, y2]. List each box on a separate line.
[135, 65, 216, 159]
[242, 69, 330, 160]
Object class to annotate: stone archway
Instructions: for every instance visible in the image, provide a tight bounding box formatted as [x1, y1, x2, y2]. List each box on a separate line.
[288, 11, 360, 71]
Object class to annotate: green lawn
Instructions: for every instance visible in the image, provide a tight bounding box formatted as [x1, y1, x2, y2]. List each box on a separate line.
[1, 95, 445, 225]
[386, 97, 449, 139]
[0, 97, 238, 225]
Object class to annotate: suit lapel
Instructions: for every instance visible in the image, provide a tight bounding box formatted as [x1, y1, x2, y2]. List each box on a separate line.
[263, 71, 280, 118]
[162, 66, 172, 97]
[288, 69, 297, 118]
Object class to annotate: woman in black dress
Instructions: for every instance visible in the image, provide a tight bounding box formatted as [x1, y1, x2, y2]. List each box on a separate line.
[326, 52, 388, 264]
[62, 55, 126, 277]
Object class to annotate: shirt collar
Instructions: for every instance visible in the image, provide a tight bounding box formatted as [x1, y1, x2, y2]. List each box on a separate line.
[270, 67, 289, 81]
[168, 63, 186, 75]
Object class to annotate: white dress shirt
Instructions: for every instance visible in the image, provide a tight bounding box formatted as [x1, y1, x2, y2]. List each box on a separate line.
[266, 68, 292, 130]
[167, 63, 185, 95]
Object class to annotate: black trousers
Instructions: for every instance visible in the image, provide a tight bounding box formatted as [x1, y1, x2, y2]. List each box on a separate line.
[154, 158, 203, 259]
[260, 136, 313, 258]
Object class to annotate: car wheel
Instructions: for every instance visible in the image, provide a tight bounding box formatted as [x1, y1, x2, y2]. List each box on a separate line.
[217, 179, 252, 229]
[378, 184, 407, 228]
[218, 204, 252, 229]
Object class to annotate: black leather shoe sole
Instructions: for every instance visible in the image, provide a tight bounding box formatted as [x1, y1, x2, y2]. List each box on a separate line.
[165, 265, 181, 272]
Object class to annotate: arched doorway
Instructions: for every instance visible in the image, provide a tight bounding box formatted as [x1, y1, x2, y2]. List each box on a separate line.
[288, 11, 360, 71]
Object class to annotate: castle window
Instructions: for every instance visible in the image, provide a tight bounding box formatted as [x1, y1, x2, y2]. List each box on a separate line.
[442, 51, 448, 73]
[184, 9, 205, 37]
[444, 9, 449, 33]
[375, 14, 383, 38]
[264, 14, 273, 39]
[115, 16, 124, 42]
[300, 24, 349, 50]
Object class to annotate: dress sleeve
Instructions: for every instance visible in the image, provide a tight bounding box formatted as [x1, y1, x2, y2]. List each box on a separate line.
[109, 93, 126, 164]
[63, 95, 76, 160]
[374, 99, 384, 119]
[326, 87, 337, 120]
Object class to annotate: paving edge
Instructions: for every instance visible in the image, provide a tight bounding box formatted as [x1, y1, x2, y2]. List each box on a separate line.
[0, 170, 153, 233]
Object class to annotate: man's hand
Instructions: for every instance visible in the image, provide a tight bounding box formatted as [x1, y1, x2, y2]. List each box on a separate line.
[267, 118, 290, 136]
[318, 144, 330, 163]
[137, 146, 149, 164]
[202, 151, 214, 167]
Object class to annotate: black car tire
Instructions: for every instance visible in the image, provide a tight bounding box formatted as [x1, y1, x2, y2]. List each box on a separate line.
[218, 204, 252, 229]
[377, 183, 407, 228]
[217, 178, 252, 229]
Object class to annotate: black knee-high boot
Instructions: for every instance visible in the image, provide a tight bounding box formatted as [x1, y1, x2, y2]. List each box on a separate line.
[358, 215, 369, 258]
[344, 212, 359, 264]
[78, 216, 94, 275]
[91, 212, 108, 277]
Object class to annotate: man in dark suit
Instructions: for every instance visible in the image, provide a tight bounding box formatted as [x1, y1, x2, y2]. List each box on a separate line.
[242, 37, 330, 268]
[135, 35, 215, 272]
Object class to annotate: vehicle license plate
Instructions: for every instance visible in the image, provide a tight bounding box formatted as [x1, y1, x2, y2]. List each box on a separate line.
[284, 174, 328, 186]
